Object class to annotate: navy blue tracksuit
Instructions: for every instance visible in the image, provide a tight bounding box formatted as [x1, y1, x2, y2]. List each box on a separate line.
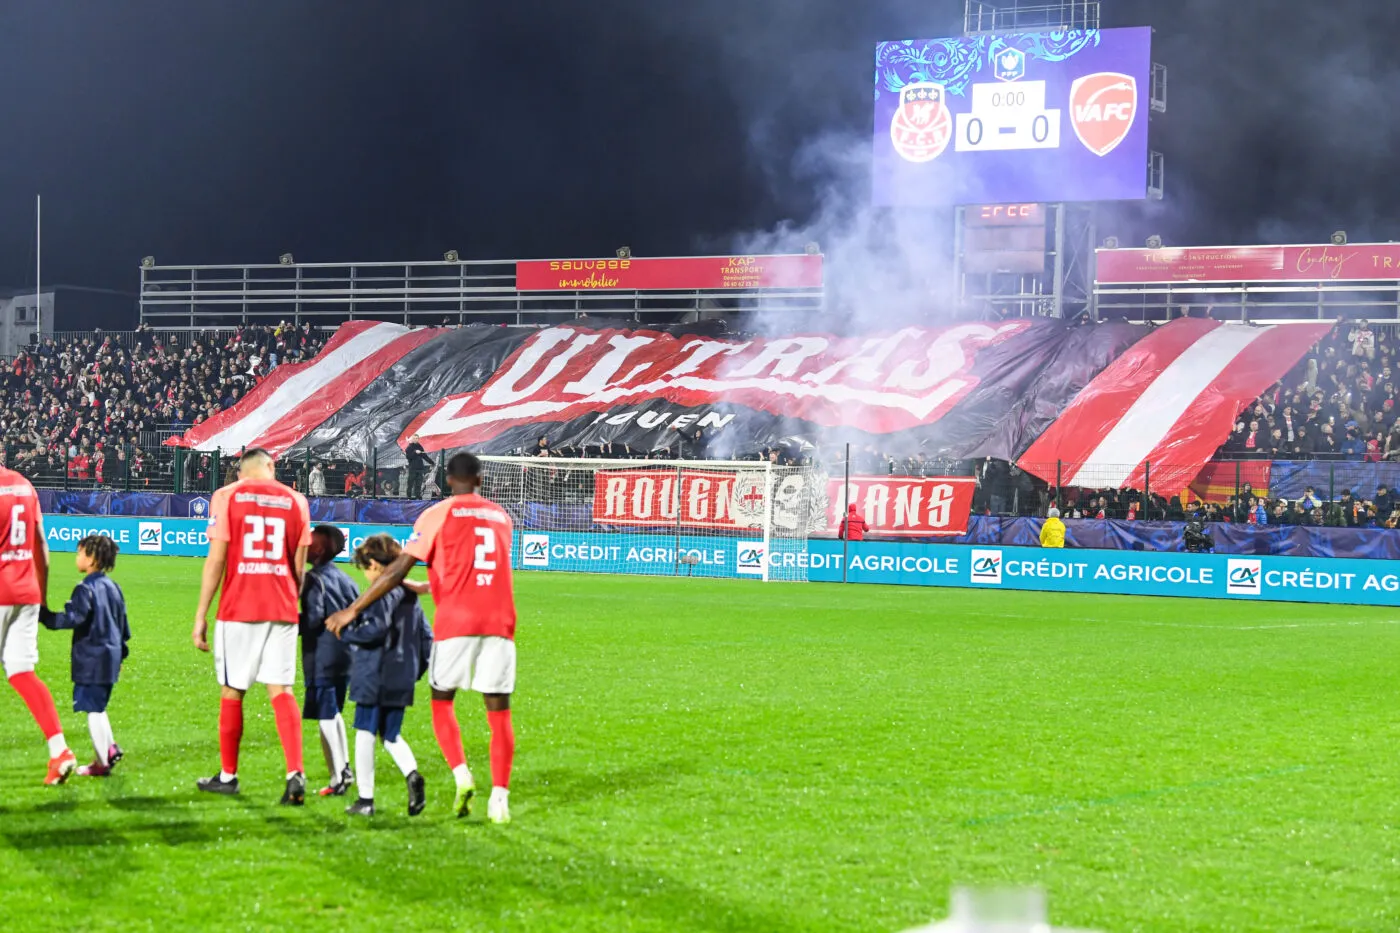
[343, 587, 433, 742]
[299, 561, 359, 719]
[40, 572, 130, 713]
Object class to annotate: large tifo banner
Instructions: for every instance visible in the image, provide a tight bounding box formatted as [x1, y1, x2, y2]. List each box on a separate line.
[593, 472, 977, 537]
[874, 27, 1152, 205]
[172, 317, 1328, 491]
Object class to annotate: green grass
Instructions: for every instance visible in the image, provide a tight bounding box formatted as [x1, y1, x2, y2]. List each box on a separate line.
[1, 556, 1398, 932]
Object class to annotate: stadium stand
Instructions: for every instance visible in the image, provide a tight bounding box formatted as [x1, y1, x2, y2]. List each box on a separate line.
[5, 318, 1400, 528]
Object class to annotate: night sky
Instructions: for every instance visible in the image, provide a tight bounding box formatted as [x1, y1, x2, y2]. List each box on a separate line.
[3, 0, 1400, 314]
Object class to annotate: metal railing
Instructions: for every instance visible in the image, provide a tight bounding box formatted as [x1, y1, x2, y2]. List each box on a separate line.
[138, 258, 824, 328]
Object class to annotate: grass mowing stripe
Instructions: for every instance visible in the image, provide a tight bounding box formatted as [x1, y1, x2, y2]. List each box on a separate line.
[961, 765, 1311, 827]
[0, 557, 1397, 931]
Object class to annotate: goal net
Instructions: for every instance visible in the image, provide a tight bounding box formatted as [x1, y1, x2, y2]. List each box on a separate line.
[478, 456, 824, 582]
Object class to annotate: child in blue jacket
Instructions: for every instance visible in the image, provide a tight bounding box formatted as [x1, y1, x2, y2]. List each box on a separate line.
[40, 535, 130, 777]
[300, 525, 359, 797]
[341, 534, 433, 817]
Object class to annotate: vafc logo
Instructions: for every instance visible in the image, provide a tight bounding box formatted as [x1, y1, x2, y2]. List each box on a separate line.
[994, 48, 1026, 82]
[890, 82, 952, 163]
[1069, 72, 1138, 156]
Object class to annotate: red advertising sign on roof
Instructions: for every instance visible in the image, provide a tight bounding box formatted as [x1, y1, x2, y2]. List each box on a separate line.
[1097, 244, 1400, 284]
[516, 254, 823, 291]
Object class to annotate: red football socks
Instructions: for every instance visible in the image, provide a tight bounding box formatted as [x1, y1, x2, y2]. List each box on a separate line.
[432, 699, 467, 770]
[271, 692, 304, 775]
[219, 697, 244, 776]
[487, 708, 514, 789]
[9, 672, 62, 739]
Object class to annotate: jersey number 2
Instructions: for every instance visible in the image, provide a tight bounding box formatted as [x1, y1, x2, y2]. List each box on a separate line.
[474, 527, 497, 571]
[243, 516, 286, 561]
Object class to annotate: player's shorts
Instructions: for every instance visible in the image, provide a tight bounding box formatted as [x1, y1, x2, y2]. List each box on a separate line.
[428, 636, 516, 695]
[74, 683, 113, 713]
[213, 621, 297, 691]
[0, 604, 40, 677]
[302, 682, 347, 720]
[352, 704, 405, 743]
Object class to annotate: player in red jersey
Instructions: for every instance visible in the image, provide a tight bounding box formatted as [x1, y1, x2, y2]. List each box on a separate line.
[192, 449, 312, 804]
[329, 452, 516, 823]
[0, 467, 76, 783]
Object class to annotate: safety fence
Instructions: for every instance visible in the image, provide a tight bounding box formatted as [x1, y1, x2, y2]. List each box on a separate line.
[15, 445, 1400, 520]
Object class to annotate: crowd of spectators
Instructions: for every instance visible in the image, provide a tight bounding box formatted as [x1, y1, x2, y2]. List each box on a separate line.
[0, 323, 326, 487]
[1221, 319, 1400, 461]
[8, 316, 1400, 518]
[1044, 483, 1400, 528]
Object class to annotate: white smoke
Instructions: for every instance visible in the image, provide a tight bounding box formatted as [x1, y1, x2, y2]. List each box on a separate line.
[732, 130, 959, 335]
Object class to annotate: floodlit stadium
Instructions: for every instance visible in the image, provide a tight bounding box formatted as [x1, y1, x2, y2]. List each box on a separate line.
[4, 1, 1400, 931]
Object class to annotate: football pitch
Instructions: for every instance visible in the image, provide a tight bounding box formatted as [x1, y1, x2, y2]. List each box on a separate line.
[0, 556, 1397, 932]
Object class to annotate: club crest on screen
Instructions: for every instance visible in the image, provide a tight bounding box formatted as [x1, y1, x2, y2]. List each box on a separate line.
[1069, 72, 1138, 156]
[890, 82, 952, 162]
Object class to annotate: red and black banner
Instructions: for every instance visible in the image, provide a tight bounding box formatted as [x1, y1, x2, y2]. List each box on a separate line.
[592, 471, 977, 537]
[175, 318, 1329, 490]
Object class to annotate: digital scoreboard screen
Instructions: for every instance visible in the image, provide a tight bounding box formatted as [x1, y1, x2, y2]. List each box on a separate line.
[874, 28, 1152, 205]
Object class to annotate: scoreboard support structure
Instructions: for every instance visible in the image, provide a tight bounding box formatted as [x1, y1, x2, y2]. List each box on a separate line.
[950, 0, 1163, 321]
[954, 201, 1098, 321]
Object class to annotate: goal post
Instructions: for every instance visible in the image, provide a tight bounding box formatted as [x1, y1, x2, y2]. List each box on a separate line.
[477, 455, 824, 582]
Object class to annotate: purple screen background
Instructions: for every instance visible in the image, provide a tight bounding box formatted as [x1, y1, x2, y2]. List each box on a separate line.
[873, 27, 1152, 206]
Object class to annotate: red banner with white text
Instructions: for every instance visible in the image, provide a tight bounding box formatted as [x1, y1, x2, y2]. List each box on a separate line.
[515, 254, 824, 291]
[1097, 243, 1400, 284]
[591, 471, 976, 537]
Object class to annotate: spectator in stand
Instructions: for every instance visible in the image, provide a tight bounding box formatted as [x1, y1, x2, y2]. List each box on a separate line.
[1248, 497, 1267, 525]
[309, 462, 327, 497]
[1040, 507, 1066, 548]
[345, 467, 367, 497]
[1350, 319, 1376, 360]
[1316, 423, 1339, 457]
[1290, 426, 1314, 458]
[1341, 426, 1366, 460]
[838, 505, 867, 541]
[1338, 490, 1360, 527]
[1365, 431, 1384, 462]
[1376, 484, 1396, 517]
[404, 437, 433, 499]
[1243, 421, 1263, 456]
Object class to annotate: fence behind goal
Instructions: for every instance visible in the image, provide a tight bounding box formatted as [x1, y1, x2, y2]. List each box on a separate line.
[478, 456, 821, 582]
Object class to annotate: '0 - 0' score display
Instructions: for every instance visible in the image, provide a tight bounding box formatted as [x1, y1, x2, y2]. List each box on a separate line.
[874, 28, 1152, 206]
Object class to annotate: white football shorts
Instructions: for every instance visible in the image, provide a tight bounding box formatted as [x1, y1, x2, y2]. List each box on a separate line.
[214, 621, 297, 691]
[429, 636, 516, 695]
[0, 604, 40, 677]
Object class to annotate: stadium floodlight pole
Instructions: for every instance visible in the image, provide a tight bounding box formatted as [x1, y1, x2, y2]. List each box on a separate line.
[761, 459, 773, 583]
[35, 194, 40, 334]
